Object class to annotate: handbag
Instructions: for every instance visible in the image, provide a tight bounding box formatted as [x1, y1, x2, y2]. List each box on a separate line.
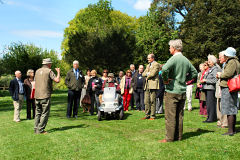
[81, 94, 91, 105]
[227, 60, 240, 92]
[227, 74, 240, 92]
[195, 87, 200, 99]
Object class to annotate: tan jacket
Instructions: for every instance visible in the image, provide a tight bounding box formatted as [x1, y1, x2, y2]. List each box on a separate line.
[142, 61, 160, 90]
[120, 75, 133, 94]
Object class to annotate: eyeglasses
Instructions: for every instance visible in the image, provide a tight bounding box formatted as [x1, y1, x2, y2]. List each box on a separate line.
[103, 72, 108, 73]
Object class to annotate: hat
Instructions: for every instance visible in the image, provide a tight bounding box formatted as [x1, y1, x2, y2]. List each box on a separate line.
[108, 73, 114, 78]
[224, 47, 236, 57]
[42, 58, 52, 64]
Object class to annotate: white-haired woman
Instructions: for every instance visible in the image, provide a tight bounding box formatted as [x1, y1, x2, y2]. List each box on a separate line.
[217, 47, 240, 136]
[24, 69, 35, 120]
[201, 55, 221, 123]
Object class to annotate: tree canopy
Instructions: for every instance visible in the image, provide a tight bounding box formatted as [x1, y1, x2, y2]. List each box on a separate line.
[61, 0, 137, 73]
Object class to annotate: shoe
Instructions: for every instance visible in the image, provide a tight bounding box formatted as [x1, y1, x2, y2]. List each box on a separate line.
[188, 109, 192, 112]
[203, 120, 214, 123]
[74, 115, 78, 118]
[15, 120, 21, 123]
[158, 139, 168, 143]
[222, 132, 234, 136]
[40, 131, 48, 135]
[66, 116, 70, 119]
[149, 118, 155, 120]
[141, 117, 150, 120]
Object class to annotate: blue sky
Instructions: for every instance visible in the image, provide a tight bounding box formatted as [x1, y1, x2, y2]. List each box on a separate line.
[0, 0, 151, 58]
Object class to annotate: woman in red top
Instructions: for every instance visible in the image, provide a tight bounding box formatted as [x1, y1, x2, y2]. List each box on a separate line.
[197, 62, 209, 116]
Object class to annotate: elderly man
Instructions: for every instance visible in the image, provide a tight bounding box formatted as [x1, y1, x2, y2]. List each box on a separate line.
[9, 70, 25, 122]
[132, 65, 146, 111]
[116, 71, 124, 84]
[159, 39, 197, 143]
[142, 54, 160, 120]
[34, 58, 60, 134]
[216, 51, 228, 128]
[65, 60, 85, 118]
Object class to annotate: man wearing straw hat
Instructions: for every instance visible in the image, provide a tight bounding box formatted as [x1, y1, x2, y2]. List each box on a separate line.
[34, 58, 60, 134]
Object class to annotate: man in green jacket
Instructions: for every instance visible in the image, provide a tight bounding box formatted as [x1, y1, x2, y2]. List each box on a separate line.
[159, 39, 198, 143]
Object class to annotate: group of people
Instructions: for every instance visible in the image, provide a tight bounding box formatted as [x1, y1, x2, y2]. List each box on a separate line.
[196, 47, 240, 136]
[8, 39, 239, 142]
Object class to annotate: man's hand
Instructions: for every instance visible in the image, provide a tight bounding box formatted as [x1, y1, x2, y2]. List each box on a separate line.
[55, 68, 60, 73]
[216, 72, 221, 79]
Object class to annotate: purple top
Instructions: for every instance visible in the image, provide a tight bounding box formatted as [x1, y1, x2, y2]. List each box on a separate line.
[125, 76, 132, 89]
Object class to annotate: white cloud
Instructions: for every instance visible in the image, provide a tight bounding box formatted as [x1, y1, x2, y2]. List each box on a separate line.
[133, 0, 151, 11]
[11, 30, 63, 38]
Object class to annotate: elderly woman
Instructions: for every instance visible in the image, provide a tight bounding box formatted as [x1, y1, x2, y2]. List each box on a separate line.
[87, 70, 102, 115]
[197, 62, 209, 116]
[120, 70, 133, 112]
[24, 69, 35, 120]
[201, 55, 221, 123]
[217, 47, 240, 136]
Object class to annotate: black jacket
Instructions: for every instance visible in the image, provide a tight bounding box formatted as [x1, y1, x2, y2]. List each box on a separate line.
[131, 71, 146, 91]
[87, 76, 103, 95]
[9, 78, 25, 101]
[156, 74, 165, 98]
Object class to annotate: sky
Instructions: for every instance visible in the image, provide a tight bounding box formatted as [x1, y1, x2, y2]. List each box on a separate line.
[0, 0, 151, 58]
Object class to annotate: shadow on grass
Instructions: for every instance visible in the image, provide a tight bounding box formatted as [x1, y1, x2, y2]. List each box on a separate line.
[182, 128, 214, 140]
[48, 124, 89, 133]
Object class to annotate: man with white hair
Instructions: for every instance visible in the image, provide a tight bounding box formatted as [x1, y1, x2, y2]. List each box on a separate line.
[130, 64, 136, 110]
[9, 70, 25, 122]
[65, 60, 85, 118]
[160, 39, 198, 143]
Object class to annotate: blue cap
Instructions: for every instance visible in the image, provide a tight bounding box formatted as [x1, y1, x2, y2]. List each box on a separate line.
[224, 47, 236, 57]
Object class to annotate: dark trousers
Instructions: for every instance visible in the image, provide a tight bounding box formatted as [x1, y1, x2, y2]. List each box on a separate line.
[67, 90, 81, 117]
[26, 98, 35, 119]
[133, 90, 145, 110]
[130, 93, 135, 109]
[164, 92, 186, 142]
[90, 93, 99, 115]
[205, 90, 217, 121]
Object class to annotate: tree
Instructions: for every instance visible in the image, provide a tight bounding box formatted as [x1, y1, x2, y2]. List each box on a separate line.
[150, 0, 240, 66]
[134, 2, 178, 65]
[61, 0, 137, 73]
[1, 42, 60, 78]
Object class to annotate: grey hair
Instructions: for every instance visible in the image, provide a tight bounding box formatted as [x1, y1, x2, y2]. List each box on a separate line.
[148, 53, 155, 59]
[15, 70, 21, 74]
[219, 51, 226, 56]
[130, 64, 135, 68]
[169, 39, 183, 51]
[73, 60, 79, 65]
[26, 69, 34, 76]
[139, 65, 144, 68]
[208, 55, 217, 64]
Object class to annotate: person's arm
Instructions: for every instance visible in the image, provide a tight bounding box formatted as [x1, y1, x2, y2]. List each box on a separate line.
[162, 58, 174, 83]
[142, 66, 148, 77]
[65, 71, 70, 86]
[205, 67, 218, 84]
[186, 63, 198, 82]
[9, 80, 14, 96]
[53, 68, 60, 83]
[147, 63, 160, 80]
[220, 60, 237, 79]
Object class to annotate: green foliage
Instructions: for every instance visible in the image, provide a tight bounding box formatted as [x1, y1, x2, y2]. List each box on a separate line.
[0, 74, 13, 87]
[1, 42, 60, 78]
[152, 0, 240, 66]
[53, 77, 67, 90]
[61, 0, 137, 73]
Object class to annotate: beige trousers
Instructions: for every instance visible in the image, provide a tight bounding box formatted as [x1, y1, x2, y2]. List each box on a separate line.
[13, 94, 24, 121]
[217, 98, 228, 127]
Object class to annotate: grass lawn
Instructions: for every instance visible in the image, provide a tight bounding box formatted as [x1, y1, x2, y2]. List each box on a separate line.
[0, 89, 240, 160]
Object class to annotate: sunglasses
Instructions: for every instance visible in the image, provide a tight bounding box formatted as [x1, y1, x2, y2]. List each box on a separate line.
[103, 72, 108, 73]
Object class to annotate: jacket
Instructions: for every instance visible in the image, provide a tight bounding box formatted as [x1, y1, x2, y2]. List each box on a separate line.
[142, 61, 160, 90]
[156, 74, 165, 98]
[24, 78, 34, 99]
[120, 75, 133, 94]
[9, 78, 25, 101]
[220, 57, 240, 87]
[203, 65, 221, 90]
[65, 69, 85, 91]
[87, 76, 102, 95]
[131, 71, 146, 91]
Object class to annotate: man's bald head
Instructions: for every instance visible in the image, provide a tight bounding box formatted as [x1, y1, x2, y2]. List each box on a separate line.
[15, 70, 22, 79]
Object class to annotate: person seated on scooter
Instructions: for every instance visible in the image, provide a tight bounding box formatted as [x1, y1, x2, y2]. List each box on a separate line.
[102, 73, 120, 92]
